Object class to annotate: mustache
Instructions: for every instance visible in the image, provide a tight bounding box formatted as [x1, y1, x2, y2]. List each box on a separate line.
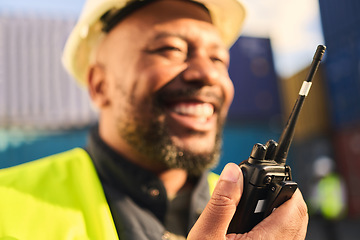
[156, 87, 224, 106]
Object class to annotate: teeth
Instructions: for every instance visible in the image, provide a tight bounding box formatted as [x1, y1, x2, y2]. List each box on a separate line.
[173, 103, 214, 118]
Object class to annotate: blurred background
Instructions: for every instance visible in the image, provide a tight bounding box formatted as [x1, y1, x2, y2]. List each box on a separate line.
[0, 0, 359, 239]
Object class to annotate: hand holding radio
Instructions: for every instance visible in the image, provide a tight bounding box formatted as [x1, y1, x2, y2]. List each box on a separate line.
[187, 163, 308, 240]
[227, 45, 326, 234]
[189, 45, 325, 239]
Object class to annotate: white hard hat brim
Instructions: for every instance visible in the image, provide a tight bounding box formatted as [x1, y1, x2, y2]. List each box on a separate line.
[62, 0, 247, 85]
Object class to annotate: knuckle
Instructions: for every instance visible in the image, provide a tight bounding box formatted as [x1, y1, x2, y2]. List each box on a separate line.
[296, 200, 309, 220]
[210, 193, 233, 208]
[207, 192, 236, 216]
[242, 225, 268, 240]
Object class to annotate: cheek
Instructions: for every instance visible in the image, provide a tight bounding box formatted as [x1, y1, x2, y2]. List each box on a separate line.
[136, 62, 185, 93]
[223, 77, 235, 109]
[217, 77, 234, 122]
[123, 67, 172, 115]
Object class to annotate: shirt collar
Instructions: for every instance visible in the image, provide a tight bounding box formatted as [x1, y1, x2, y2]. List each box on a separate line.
[86, 125, 211, 224]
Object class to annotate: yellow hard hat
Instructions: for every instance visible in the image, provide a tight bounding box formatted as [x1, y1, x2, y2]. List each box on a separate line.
[62, 0, 247, 85]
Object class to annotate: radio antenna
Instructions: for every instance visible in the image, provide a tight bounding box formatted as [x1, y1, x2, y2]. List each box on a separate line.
[274, 45, 326, 164]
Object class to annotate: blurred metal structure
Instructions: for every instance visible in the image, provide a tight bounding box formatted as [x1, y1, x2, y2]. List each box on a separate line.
[319, 0, 360, 129]
[0, 10, 97, 130]
[228, 36, 282, 124]
[319, 0, 360, 218]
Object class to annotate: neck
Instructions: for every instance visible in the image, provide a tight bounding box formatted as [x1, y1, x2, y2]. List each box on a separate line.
[158, 168, 189, 199]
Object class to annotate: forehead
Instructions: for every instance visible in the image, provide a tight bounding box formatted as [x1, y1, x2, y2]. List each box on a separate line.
[131, 0, 212, 24]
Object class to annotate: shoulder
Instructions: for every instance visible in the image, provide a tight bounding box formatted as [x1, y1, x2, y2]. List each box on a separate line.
[0, 148, 92, 185]
[0, 148, 117, 239]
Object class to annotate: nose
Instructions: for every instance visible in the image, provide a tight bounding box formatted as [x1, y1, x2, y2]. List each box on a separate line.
[181, 55, 221, 86]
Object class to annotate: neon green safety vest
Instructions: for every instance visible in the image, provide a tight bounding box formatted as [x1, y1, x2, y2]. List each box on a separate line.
[0, 148, 219, 239]
[317, 173, 345, 219]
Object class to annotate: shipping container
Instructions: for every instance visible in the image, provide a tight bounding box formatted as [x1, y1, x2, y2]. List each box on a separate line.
[280, 66, 330, 141]
[322, 41, 360, 129]
[213, 123, 282, 175]
[319, 0, 360, 129]
[290, 136, 335, 201]
[227, 36, 282, 124]
[319, 0, 360, 41]
[332, 124, 360, 218]
[0, 12, 98, 130]
[0, 127, 89, 169]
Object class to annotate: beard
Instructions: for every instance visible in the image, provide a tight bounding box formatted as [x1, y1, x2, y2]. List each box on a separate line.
[116, 89, 225, 176]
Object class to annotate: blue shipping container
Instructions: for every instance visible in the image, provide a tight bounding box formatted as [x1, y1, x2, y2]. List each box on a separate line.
[319, 0, 360, 129]
[227, 36, 282, 123]
[321, 35, 360, 128]
[319, 0, 360, 40]
[212, 123, 282, 175]
[0, 127, 89, 168]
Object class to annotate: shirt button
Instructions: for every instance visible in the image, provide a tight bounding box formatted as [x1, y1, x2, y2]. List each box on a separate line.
[149, 188, 160, 197]
[196, 208, 204, 216]
[162, 231, 170, 240]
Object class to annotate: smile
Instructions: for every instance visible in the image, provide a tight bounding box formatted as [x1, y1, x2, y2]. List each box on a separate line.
[166, 101, 217, 131]
[173, 102, 214, 119]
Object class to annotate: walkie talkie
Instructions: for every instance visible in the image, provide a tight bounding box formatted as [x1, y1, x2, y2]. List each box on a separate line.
[227, 45, 326, 234]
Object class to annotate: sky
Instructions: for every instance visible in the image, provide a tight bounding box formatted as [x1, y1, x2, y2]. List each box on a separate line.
[241, 0, 325, 77]
[1, 0, 325, 78]
[1, 0, 85, 15]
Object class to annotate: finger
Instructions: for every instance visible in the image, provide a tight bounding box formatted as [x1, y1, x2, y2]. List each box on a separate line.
[187, 163, 243, 240]
[293, 212, 308, 240]
[292, 190, 309, 240]
[251, 189, 308, 239]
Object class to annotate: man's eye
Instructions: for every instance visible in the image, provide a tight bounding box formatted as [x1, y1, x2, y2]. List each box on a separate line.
[211, 56, 227, 66]
[145, 46, 184, 55]
[157, 46, 182, 52]
[148, 46, 187, 61]
[211, 57, 223, 63]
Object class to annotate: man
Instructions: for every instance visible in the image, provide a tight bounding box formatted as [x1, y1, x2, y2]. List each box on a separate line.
[0, 0, 308, 239]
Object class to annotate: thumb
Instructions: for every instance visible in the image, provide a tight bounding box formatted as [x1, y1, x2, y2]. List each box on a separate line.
[188, 163, 243, 240]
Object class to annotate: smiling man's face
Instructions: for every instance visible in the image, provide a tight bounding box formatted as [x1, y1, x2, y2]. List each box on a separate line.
[91, 0, 234, 175]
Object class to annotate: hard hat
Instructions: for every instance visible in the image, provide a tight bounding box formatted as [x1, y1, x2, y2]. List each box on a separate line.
[62, 0, 247, 85]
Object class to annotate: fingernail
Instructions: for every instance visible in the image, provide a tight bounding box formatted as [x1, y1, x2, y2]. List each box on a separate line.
[219, 163, 241, 183]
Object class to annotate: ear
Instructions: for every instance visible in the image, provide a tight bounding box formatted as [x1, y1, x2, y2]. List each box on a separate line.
[87, 64, 110, 108]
